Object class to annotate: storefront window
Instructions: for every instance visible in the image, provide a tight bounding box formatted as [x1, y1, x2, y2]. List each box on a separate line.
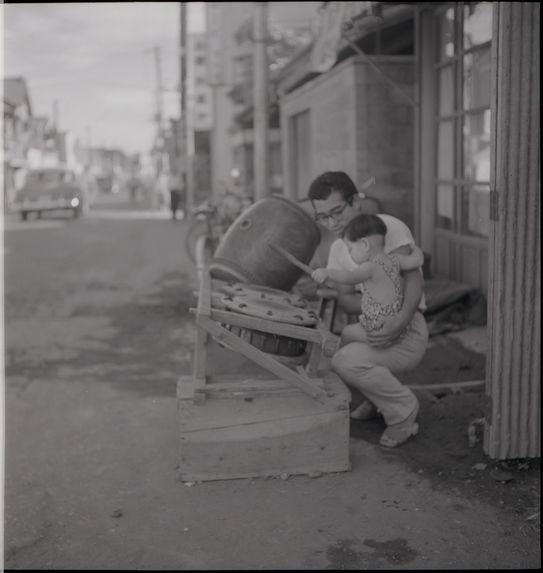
[464, 2, 493, 49]
[434, 2, 492, 238]
[437, 184, 454, 230]
[463, 183, 490, 237]
[437, 8, 455, 61]
[463, 48, 491, 109]
[438, 65, 455, 116]
[463, 111, 490, 181]
[437, 121, 454, 180]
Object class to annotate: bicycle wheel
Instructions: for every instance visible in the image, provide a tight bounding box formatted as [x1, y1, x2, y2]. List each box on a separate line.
[185, 220, 209, 263]
[194, 234, 217, 268]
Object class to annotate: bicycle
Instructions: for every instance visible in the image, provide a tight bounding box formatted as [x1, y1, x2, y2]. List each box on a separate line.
[184, 193, 252, 274]
[184, 201, 223, 266]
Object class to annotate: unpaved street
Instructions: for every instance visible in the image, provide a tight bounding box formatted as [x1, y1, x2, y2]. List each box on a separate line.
[3, 208, 540, 570]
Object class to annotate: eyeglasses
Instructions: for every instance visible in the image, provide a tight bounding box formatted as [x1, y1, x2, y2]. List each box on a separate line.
[314, 201, 350, 224]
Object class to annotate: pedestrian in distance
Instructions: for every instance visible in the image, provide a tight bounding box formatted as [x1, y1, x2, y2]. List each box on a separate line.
[169, 172, 185, 221]
[170, 187, 182, 220]
[128, 175, 139, 204]
[307, 170, 428, 448]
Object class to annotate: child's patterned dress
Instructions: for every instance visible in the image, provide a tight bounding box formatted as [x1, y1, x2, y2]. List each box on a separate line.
[358, 253, 407, 336]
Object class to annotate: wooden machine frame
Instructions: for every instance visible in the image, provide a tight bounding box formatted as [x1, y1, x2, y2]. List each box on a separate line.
[177, 268, 351, 482]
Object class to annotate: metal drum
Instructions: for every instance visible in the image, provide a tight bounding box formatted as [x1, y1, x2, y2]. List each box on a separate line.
[219, 283, 318, 357]
[209, 195, 320, 291]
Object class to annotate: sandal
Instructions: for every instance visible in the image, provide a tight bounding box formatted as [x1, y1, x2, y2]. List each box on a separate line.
[379, 404, 419, 447]
[350, 400, 379, 421]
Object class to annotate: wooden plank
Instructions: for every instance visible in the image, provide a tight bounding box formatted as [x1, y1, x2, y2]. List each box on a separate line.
[198, 267, 212, 316]
[205, 376, 325, 391]
[177, 375, 199, 400]
[305, 339, 322, 376]
[192, 325, 208, 387]
[178, 411, 350, 481]
[192, 269, 212, 387]
[177, 373, 351, 481]
[195, 375, 321, 402]
[196, 386, 303, 401]
[198, 314, 329, 402]
[197, 315, 329, 403]
[316, 321, 339, 356]
[178, 375, 348, 433]
[407, 380, 485, 392]
[210, 292, 228, 309]
[209, 308, 322, 343]
[206, 373, 283, 384]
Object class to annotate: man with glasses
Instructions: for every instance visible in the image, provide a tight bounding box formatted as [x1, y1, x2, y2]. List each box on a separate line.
[308, 171, 428, 448]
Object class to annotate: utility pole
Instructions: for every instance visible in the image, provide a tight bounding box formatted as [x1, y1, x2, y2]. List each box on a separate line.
[253, 2, 269, 200]
[153, 45, 164, 147]
[53, 100, 59, 132]
[150, 44, 168, 210]
[85, 125, 92, 167]
[153, 44, 166, 209]
[179, 2, 194, 215]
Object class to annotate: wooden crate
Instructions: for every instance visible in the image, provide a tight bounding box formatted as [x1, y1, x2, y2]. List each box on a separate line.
[178, 271, 351, 482]
[177, 370, 350, 482]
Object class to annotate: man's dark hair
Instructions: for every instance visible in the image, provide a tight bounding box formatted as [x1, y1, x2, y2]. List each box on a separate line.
[307, 171, 359, 204]
[343, 214, 387, 242]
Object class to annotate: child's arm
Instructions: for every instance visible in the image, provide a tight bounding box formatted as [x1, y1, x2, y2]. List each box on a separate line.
[394, 245, 424, 272]
[312, 263, 374, 285]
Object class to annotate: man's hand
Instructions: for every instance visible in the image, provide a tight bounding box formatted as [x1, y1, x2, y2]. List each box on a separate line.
[367, 311, 410, 347]
[368, 268, 423, 347]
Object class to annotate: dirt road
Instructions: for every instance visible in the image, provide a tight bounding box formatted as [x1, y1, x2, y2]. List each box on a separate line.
[3, 209, 540, 569]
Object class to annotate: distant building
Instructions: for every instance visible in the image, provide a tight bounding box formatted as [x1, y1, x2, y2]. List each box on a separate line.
[228, 3, 318, 198]
[188, 32, 213, 203]
[204, 2, 320, 201]
[2, 76, 33, 208]
[189, 33, 213, 132]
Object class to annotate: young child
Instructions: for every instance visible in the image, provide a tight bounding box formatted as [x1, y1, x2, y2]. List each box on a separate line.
[312, 213, 424, 346]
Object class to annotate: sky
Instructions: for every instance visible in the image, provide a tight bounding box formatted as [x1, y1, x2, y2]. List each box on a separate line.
[2, 2, 205, 154]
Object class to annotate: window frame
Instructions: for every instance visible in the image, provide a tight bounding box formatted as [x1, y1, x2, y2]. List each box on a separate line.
[433, 2, 492, 239]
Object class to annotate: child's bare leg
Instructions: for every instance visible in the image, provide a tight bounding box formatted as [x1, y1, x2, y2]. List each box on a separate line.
[340, 323, 369, 346]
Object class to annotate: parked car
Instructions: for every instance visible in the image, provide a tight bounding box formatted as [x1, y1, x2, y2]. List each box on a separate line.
[13, 167, 88, 221]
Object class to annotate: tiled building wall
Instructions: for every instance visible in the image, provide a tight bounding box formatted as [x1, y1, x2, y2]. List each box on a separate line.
[281, 55, 415, 228]
[281, 61, 358, 200]
[353, 57, 416, 229]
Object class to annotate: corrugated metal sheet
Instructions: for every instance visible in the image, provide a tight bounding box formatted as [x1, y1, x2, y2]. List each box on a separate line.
[486, 2, 540, 459]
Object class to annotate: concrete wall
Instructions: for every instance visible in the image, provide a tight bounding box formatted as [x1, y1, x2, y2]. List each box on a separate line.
[281, 57, 359, 200]
[281, 55, 415, 228]
[353, 56, 415, 228]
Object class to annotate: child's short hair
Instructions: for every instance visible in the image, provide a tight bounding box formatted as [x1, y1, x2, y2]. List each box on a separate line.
[343, 214, 387, 242]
